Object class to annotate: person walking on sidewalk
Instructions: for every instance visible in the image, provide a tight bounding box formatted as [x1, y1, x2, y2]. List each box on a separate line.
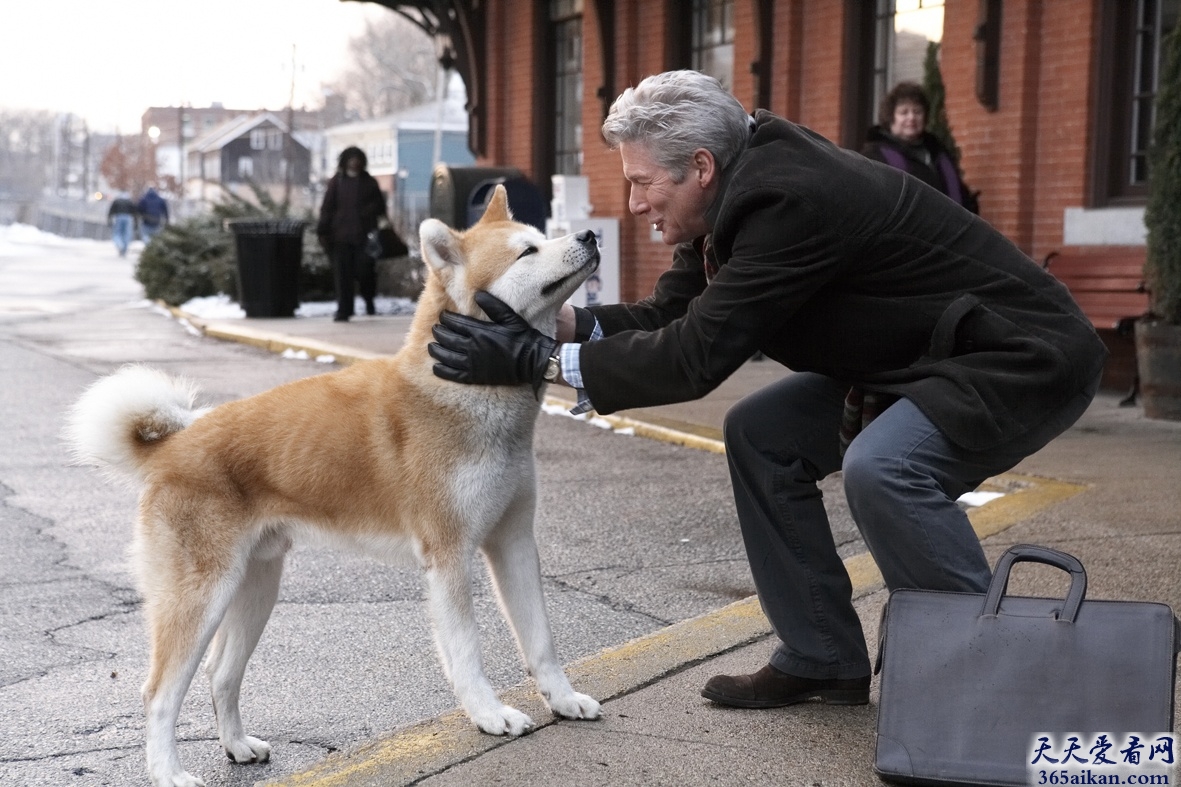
[107, 192, 138, 257]
[428, 70, 1106, 710]
[136, 187, 169, 243]
[316, 146, 388, 322]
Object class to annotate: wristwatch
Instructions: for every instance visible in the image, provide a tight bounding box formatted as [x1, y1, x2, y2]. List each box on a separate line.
[543, 353, 561, 383]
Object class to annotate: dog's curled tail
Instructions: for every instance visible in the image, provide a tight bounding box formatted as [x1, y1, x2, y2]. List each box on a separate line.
[66, 365, 206, 481]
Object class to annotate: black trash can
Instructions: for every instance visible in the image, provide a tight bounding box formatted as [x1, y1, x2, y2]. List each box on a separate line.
[228, 219, 305, 318]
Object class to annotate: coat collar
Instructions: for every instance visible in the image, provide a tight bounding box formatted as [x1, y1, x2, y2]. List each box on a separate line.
[702, 114, 757, 232]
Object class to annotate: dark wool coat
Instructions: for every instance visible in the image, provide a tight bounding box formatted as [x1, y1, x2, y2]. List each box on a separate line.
[316, 171, 386, 246]
[581, 111, 1106, 452]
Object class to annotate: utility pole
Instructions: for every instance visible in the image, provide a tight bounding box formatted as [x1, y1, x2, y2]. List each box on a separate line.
[284, 44, 296, 209]
[177, 104, 186, 204]
[80, 120, 89, 199]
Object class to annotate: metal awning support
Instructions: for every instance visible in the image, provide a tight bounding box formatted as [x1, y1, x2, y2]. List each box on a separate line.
[344, 0, 487, 156]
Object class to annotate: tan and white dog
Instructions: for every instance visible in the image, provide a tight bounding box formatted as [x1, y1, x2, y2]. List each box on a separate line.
[66, 186, 601, 787]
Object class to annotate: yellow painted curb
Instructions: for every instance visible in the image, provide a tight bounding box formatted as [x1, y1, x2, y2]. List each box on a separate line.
[543, 395, 726, 453]
[201, 322, 381, 365]
[163, 304, 381, 366]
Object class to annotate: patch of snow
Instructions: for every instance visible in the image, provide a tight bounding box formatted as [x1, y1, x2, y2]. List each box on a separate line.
[957, 490, 1005, 507]
[0, 222, 113, 257]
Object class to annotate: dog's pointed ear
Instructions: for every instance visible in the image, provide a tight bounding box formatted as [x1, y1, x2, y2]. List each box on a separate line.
[477, 184, 512, 225]
[419, 218, 462, 273]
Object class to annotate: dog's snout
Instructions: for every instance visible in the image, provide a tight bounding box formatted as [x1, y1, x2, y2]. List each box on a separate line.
[575, 229, 596, 246]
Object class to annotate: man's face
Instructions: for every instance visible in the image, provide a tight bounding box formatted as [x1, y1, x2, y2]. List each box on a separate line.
[620, 141, 714, 245]
[345, 156, 362, 176]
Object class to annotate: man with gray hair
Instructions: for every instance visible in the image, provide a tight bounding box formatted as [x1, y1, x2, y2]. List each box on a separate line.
[430, 70, 1105, 709]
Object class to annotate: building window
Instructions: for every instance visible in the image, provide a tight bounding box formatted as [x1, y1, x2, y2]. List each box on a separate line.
[871, 0, 945, 118]
[551, 0, 583, 175]
[250, 130, 266, 150]
[238, 157, 253, 179]
[691, 0, 735, 90]
[268, 130, 284, 151]
[1095, 0, 1181, 204]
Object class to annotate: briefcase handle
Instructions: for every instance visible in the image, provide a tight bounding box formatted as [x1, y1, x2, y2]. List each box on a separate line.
[981, 544, 1087, 623]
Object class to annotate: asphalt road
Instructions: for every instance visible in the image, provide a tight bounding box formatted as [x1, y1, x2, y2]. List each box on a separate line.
[0, 231, 857, 786]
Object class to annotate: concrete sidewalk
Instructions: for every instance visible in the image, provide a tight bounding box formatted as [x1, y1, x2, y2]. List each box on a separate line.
[180, 311, 1181, 787]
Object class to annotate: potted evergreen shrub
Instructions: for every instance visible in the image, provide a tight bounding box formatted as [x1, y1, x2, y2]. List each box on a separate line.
[1138, 24, 1181, 420]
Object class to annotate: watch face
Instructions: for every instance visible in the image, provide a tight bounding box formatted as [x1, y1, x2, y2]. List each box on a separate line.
[545, 356, 560, 382]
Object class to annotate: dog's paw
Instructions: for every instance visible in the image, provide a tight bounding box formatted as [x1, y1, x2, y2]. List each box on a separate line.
[223, 735, 272, 764]
[548, 691, 602, 721]
[472, 704, 534, 736]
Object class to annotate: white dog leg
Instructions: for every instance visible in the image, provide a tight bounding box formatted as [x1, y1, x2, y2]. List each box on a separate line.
[142, 580, 237, 787]
[483, 509, 601, 722]
[205, 540, 287, 765]
[424, 553, 534, 736]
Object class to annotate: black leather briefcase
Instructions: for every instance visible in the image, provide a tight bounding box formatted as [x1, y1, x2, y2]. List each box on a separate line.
[874, 544, 1179, 786]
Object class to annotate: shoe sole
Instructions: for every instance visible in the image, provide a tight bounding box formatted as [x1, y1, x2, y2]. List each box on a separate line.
[699, 687, 869, 709]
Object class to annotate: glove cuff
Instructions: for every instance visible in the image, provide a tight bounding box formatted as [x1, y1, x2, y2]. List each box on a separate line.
[572, 306, 597, 342]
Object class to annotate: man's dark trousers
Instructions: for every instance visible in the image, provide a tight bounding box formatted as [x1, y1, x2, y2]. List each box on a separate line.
[722, 370, 1100, 681]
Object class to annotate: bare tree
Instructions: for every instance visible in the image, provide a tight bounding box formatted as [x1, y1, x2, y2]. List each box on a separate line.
[99, 134, 157, 195]
[0, 110, 57, 199]
[325, 12, 440, 120]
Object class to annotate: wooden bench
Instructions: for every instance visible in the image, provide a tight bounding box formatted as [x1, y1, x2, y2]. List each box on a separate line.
[1042, 249, 1150, 331]
[1042, 248, 1150, 404]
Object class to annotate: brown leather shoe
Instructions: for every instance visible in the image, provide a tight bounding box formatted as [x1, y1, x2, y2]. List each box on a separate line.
[700, 664, 870, 709]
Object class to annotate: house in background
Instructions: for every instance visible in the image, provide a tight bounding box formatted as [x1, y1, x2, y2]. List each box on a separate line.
[186, 112, 313, 211]
[142, 96, 351, 202]
[322, 85, 474, 238]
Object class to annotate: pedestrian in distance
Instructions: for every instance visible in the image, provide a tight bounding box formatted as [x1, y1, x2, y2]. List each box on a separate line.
[316, 146, 389, 322]
[862, 81, 979, 214]
[428, 70, 1106, 710]
[107, 192, 138, 257]
[136, 187, 169, 243]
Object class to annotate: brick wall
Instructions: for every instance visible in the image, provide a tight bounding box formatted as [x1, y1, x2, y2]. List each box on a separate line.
[476, 0, 1108, 302]
[943, 0, 1099, 260]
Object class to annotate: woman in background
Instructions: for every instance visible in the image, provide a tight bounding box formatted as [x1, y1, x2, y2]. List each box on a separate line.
[316, 146, 388, 322]
[862, 81, 978, 214]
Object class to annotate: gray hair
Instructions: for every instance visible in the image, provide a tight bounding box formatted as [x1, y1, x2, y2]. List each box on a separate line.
[602, 70, 751, 182]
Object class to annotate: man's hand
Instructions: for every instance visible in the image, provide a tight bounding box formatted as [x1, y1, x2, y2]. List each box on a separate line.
[429, 291, 558, 395]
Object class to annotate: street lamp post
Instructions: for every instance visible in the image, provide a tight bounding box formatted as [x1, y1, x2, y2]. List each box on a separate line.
[148, 125, 161, 192]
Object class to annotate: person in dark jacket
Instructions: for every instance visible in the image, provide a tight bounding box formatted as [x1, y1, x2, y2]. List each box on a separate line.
[428, 71, 1105, 710]
[136, 187, 169, 242]
[107, 192, 138, 256]
[862, 81, 978, 213]
[316, 146, 388, 321]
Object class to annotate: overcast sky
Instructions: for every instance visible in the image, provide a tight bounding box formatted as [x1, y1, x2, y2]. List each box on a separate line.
[0, 0, 392, 133]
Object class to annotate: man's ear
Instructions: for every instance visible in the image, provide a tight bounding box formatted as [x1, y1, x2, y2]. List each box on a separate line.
[692, 148, 717, 188]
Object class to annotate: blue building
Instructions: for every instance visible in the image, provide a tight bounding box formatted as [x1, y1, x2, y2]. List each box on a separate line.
[322, 88, 473, 239]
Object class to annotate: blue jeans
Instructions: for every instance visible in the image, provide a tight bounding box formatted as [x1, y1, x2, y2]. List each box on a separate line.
[111, 215, 134, 256]
[140, 220, 163, 243]
[723, 371, 1100, 680]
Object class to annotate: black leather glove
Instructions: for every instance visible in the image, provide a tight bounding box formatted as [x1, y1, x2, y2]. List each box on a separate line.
[429, 291, 558, 396]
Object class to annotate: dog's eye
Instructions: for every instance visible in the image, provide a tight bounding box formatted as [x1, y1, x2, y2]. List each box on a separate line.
[516, 245, 538, 259]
